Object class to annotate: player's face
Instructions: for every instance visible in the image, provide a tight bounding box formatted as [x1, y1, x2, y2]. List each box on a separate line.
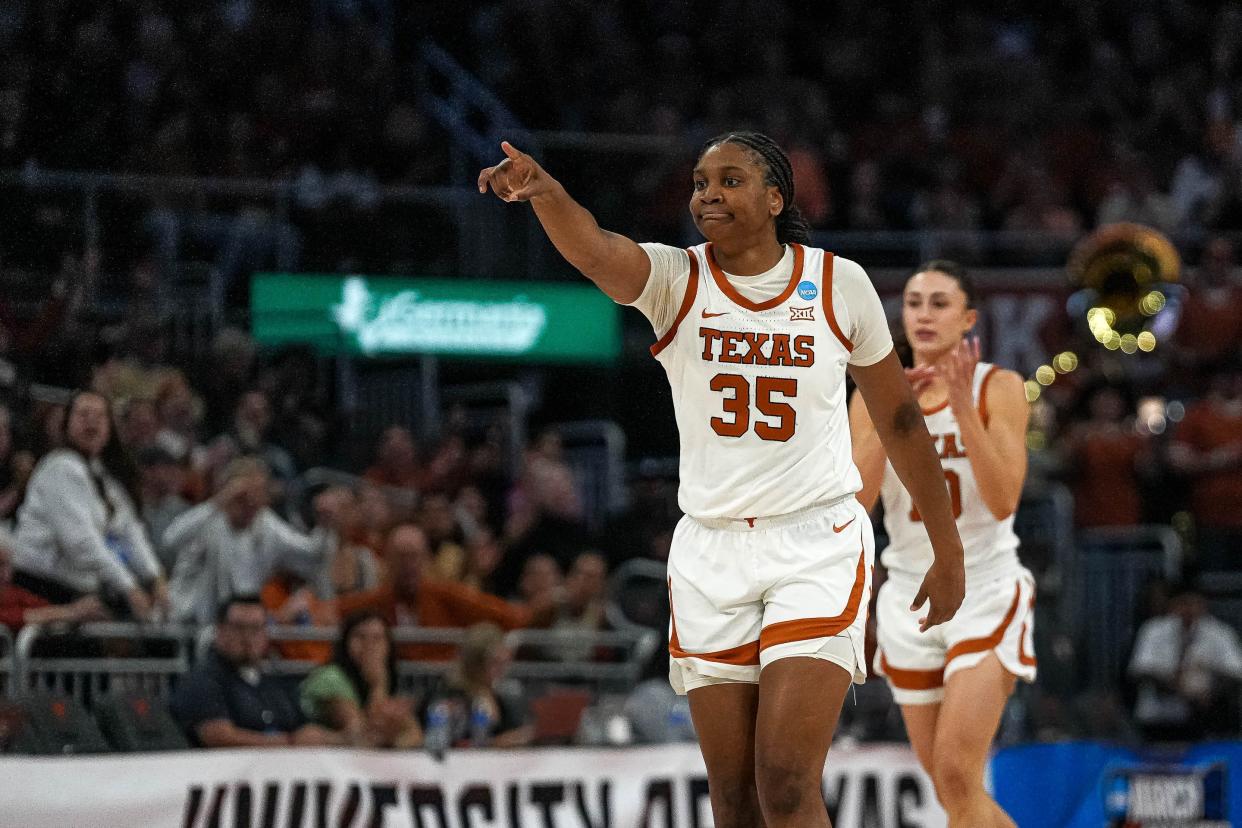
[690, 143, 783, 244]
[902, 270, 977, 357]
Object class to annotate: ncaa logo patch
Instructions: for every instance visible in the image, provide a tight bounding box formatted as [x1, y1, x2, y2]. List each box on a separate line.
[790, 306, 815, 321]
[796, 280, 818, 301]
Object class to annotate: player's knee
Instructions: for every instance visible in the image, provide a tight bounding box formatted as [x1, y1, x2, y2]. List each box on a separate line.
[755, 756, 817, 819]
[929, 750, 977, 809]
[710, 784, 761, 828]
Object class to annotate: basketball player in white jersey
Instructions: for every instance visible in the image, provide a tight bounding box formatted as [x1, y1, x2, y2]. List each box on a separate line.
[850, 261, 1032, 828]
[480, 134, 965, 828]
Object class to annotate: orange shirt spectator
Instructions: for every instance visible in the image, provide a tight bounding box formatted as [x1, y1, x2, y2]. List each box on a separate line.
[335, 524, 538, 661]
[1170, 371, 1242, 529]
[1064, 387, 1149, 527]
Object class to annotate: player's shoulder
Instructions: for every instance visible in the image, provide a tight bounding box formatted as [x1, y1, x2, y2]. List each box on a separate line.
[981, 365, 1027, 409]
[825, 253, 871, 286]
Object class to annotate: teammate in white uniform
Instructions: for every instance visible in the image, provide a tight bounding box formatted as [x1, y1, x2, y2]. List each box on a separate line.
[480, 134, 965, 828]
[850, 261, 1032, 828]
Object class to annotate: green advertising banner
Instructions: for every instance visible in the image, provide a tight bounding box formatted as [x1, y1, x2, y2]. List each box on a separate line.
[251, 273, 620, 363]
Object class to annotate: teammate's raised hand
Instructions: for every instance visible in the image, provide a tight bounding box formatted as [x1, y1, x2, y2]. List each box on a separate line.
[478, 142, 555, 202]
[904, 366, 937, 396]
[911, 548, 965, 632]
[935, 336, 980, 406]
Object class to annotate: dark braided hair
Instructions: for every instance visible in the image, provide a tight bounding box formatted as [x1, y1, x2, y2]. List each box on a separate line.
[699, 131, 812, 245]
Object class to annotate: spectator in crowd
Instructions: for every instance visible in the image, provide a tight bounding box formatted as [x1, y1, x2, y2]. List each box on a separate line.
[169, 595, 340, 748]
[164, 457, 344, 624]
[336, 524, 548, 660]
[300, 611, 423, 748]
[1129, 584, 1242, 741]
[559, 552, 608, 633]
[460, 527, 505, 594]
[153, 374, 202, 466]
[116, 397, 160, 453]
[420, 492, 467, 581]
[12, 391, 168, 620]
[0, 403, 35, 522]
[0, 527, 109, 630]
[1174, 237, 1242, 370]
[499, 453, 595, 593]
[355, 482, 400, 554]
[207, 390, 298, 491]
[1168, 364, 1242, 570]
[364, 425, 422, 491]
[516, 553, 563, 605]
[136, 445, 191, 573]
[1062, 384, 1150, 528]
[421, 622, 532, 748]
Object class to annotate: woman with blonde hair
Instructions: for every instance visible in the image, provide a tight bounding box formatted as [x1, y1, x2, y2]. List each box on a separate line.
[421, 622, 533, 749]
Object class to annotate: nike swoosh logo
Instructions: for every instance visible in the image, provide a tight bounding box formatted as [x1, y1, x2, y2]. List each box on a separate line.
[702, 310, 728, 318]
[833, 518, 856, 533]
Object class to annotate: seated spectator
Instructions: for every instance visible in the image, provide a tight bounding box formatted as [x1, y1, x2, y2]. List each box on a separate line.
[336, 525, 548, 660]
[460, 528, 505, 593]
[355, 482, 398, 554]
[1174, 237, 1242, 370]
[1168, 364, 1242, 570]
[420, 493, 467, 581]
[165, 458, 344, 624]
[136, 445, 191, 573]
[1062, 384, 1150, 528]
[364, 425, 423, 491]
[1129, 584, 1242, 741]
[421, 622, 532, 748]
[117, 397, 161, 453]
[300, 611, 423, 748]
[497, 455, 596, 594]
[0, 403, 35, 522]
[169, 595, 339, 748]
[204, 390, 299, 505]
[12, 391, 169, 621]
[559, 552, 608, 632]
[0, 528, 108, 630]
[516, 553, 563, 604]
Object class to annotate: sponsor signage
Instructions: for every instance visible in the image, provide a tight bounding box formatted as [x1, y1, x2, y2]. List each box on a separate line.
[252, 273, 620, 363]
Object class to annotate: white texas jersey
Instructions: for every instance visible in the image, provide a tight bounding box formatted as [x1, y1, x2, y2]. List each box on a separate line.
[643, 242, 891, 519]
[879, 362, 1020, 583]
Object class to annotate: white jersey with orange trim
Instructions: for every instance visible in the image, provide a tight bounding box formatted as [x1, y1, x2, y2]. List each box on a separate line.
[878, 361, 1020, 585]
[629, 242, 893, 520]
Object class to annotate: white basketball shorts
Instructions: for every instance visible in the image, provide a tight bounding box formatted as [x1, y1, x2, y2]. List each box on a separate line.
[667, 495, 875, 695]
[874, 565, 1037, 705]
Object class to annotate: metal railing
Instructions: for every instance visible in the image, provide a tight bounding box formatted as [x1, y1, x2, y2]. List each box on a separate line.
[14, 623, 196, 705]
[0, 626, 13, 699]
[1073, 526, 1184, 688]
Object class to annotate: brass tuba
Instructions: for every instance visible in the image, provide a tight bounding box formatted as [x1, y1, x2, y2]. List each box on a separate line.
[1067, 223, 1181, 353]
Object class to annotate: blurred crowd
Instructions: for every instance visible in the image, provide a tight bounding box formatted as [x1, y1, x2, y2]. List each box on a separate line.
[4, 0, 1242, 249]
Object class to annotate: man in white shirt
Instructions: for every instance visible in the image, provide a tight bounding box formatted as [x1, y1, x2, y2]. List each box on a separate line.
[165, 457, 346, 624]
[1129, 585, 1242, 741]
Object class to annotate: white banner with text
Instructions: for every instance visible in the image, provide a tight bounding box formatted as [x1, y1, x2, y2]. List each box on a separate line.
[0, 743, 945, 828]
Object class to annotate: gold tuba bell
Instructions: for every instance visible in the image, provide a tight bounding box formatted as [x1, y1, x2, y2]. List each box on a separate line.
[1067, 222, 1181, 352]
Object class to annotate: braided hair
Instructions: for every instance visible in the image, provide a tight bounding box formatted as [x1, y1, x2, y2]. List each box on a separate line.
[699, 131, 812, 245]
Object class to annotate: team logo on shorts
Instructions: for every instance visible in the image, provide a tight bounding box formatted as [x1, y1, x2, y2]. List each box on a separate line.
[790, 306, 815, 321]
[796, 280, 818, 301]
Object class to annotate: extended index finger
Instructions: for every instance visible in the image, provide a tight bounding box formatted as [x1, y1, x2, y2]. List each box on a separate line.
[501, 141, 524, 160]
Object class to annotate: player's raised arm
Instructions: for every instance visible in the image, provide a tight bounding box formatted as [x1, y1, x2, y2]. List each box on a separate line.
[935, 338, 1030, 520]
[850, 351, 965, 630]
[478, 141, 650, 304]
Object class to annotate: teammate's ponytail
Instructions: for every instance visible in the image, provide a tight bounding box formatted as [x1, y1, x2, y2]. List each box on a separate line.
[700, 131, 812, 245]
